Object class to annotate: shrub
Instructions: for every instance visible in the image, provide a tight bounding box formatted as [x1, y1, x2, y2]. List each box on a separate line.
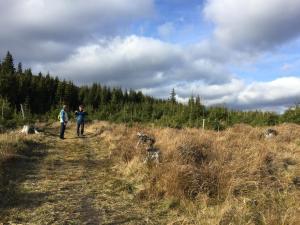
[177, 136, 214, 165]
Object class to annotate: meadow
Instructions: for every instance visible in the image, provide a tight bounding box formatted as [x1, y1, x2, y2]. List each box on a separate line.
[0, 122, 299, 224]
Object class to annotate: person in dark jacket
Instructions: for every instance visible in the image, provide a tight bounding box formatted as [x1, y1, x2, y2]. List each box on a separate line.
[75, 105, 87, 137]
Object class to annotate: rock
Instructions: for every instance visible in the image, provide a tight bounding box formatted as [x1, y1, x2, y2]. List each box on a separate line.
[283, 157, 297, 169]
[293, 176, 300, 187]
[265, 128, 278, 139]
[136, 132, 160, 164]
[283, 157, 297, 166]
[20, 125, 40, 135]
[136, 132, 155, 147]
[34, 129, 40, 134]
[144, 147, 160, 164]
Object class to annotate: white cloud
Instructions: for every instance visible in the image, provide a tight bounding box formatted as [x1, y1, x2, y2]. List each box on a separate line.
[32, 34, 300, 111]
[0, 0, 154, 62]
[141, 76, 300, 111]
[140, 78, 244, 103]
[1, 0, 300, 111]
[36, 35, 232, 88]
[237, 77, 300, 108]
[0, 0, 154, 33]
[204, 0, 300, 52]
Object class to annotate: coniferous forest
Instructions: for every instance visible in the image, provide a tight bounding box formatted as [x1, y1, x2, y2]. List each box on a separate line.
[0, 51, 299, 129]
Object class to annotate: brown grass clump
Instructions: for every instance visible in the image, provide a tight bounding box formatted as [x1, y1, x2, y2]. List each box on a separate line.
[107, 123, 300, 224]
[0, 134, 30, 162]
[0, 132, 46, 208]
[176, 164, 220, 199]
[118, 134, 141, 164]
[177, 136, 213, 165]
[0, 133, 45, 171]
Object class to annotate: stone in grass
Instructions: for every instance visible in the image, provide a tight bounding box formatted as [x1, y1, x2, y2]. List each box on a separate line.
[20, 125, 40, 135]
[144, 147, 160, 164]
[265, 128, 278, 139]
[136, 132, 160, 164]
[293, 176, 300, 187]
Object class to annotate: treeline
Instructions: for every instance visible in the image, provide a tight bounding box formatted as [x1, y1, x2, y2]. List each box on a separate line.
[0, 52, 299, 129]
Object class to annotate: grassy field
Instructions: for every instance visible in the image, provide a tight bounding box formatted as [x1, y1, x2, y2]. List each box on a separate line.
[0, 122, 299, 224]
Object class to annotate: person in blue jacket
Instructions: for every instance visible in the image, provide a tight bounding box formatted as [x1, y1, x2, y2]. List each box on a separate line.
[58, 105, 69, 139]
[75, 105, 88, 137]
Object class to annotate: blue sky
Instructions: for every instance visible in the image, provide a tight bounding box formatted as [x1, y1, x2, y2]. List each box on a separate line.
[1, 0, 300, 111]
[139, 0, 209, 43]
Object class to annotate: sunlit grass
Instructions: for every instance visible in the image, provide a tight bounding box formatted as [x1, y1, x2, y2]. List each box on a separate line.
[0, 122, 299, 224]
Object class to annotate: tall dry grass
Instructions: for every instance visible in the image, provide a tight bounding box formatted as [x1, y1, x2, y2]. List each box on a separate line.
[0, 134, 26, 162]
[0, 132, 44, 169]
[94, 122, 300, 225]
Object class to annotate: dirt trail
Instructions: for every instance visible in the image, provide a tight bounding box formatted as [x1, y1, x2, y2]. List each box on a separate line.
[0, 124, 170, 225]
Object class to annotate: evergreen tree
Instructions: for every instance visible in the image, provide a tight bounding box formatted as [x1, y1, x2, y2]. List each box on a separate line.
[0, 52, 292, 129]
[56, 80, 66, 105]
[170, 88, 176, 104]
[1, 51, 15, 75]
[17, 62, 23, 74]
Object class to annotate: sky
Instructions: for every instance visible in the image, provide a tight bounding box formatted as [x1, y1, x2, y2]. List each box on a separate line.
[1, 0, 300, 111]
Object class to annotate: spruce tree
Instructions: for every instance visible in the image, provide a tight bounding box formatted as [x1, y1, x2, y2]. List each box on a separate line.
[17, 62, 23, 74]
[1, 51, 15, 75]
[170, 88, 176, 104]
[56, 81, 66, 105]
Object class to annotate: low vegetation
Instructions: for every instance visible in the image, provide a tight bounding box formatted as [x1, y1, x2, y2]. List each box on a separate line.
[1, 52, 300, 131]
[0, 133, 38, 162]
[0, 122, 299, 224]
[94, 122, 300, 224]
[0, 132, 46, 209]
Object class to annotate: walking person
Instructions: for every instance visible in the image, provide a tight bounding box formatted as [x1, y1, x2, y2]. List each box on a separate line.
[58, 105, 68, 139]
[75, 105, 87, 137]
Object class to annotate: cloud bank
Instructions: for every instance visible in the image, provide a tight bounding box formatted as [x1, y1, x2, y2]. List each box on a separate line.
[204, 0, 300, 52]
[1, 0, 300, 111]
[0, 0, 154, 62]
[37, 36, 232, 87]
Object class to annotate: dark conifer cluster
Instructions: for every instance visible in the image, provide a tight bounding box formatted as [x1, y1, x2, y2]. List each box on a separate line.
[0, 52, 299, 129]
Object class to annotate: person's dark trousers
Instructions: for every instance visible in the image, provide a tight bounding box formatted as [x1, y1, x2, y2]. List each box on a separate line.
[60, 122, 66, 139]
[77, 122, 84, 136]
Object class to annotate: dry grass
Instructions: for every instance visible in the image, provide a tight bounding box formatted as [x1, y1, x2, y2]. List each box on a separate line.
[0, 132, 41, 162]
[1, 123, 177, 224]
[98, 123, 300, 225]
[1, 122, 299, 224]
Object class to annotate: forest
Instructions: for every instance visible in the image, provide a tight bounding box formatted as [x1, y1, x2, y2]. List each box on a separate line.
[0, 51, 299, 129]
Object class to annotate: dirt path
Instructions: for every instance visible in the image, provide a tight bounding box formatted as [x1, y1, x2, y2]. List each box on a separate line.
[0, 125, 171, 225]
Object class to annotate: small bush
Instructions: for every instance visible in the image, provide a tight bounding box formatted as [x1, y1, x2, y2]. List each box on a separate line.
[177, 136, 214, 165]
[177, 165, 220, 199]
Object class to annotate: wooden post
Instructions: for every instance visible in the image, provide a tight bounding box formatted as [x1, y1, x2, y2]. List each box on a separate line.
[202, 119, 205, 130]
[20, 104, 25, 120]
